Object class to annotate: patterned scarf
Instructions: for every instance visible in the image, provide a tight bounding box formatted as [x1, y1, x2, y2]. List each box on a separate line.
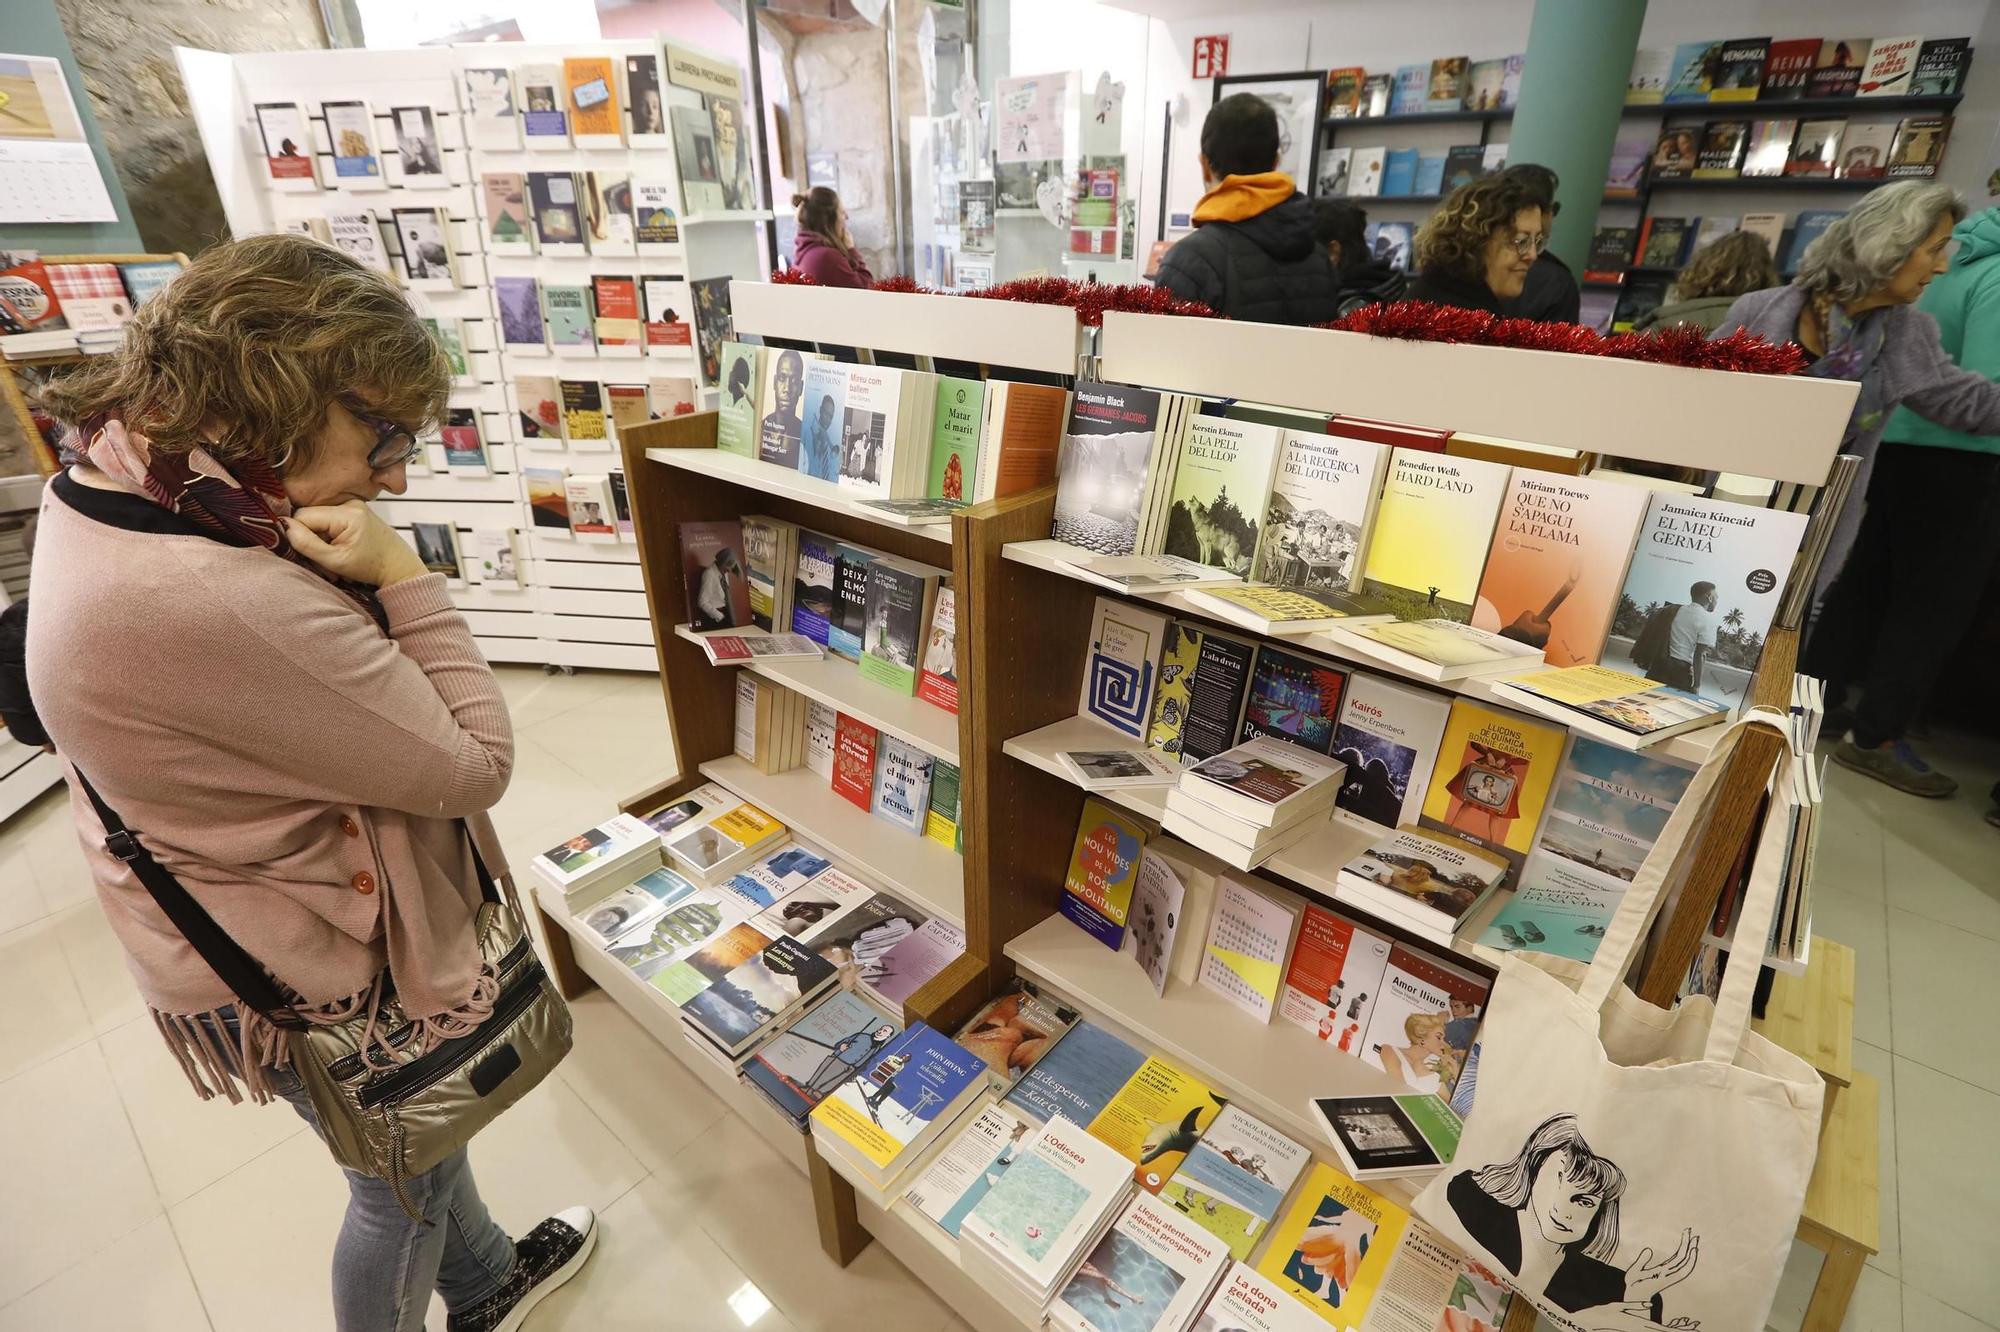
[1803, 299, 1890, 447]
[78, 415, 385, 628]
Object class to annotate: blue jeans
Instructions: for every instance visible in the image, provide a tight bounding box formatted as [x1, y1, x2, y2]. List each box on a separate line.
[209, 1011, 517, 1331]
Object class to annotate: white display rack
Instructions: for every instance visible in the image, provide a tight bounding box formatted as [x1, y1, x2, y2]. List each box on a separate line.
[1002, 539, 1726, 764]
[647, 445, 952, 549]
[179, 38, 767, 673]
[728, 279, 1088, 375]
[698, 756, 965, 927]
[671, 626, 960, 762]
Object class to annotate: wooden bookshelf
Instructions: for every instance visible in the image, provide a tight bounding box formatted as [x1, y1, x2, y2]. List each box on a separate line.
[647, 446, 952, 550]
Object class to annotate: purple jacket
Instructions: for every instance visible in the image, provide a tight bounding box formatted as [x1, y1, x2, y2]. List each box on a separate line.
[793, 229, 874, 288]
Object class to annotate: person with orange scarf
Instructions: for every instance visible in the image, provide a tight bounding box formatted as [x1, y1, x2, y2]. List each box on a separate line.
[1152, 94, 1339, 325]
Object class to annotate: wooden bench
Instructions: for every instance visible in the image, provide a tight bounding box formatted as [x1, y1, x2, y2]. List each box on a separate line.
[1754, 937, 1856, 1090]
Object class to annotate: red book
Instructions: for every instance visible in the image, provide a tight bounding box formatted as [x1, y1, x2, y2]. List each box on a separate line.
[0, 258, 66, 335]
[1327, 415, 1451, 454]
[830, 713, 878, 810]
[1759, 37, 1821, 100]
[591, 275, 642, 349]
[915, 587, 958, 714]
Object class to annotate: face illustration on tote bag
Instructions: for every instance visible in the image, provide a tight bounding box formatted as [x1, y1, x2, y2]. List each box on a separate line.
[1444, 1113, 1697, 1325]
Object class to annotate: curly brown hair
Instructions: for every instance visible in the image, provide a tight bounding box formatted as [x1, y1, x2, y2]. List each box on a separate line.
[37, 232, 450, 471]
[1414, 175, 1547, 283]
[1674, 229, 1779, 301]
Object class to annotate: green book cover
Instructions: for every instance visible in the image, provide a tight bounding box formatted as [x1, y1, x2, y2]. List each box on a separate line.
[925, 760, 962, 851]
[716, 342, 761, 457]
[542, 284, 595, 349]
[1161, 417, 1282, 577]
[856, 561, 933, 695]
[927, 376, 984, 501]
[1146, 619, 1204, 762]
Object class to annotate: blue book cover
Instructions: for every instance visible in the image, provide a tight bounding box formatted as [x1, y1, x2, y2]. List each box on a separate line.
[800, 362, 848, 482]
[726, 843, 832, 908]
[682, 934, 838, 1054]
[1389, 65, 1427, 115]
[1413, 154, 1446, 195]
[1785, 210, 1841, 274]
[1005, 1019, 1147, 1125]
[1664, 40, 1723, 102]
[870, 736, 935, 835]
[1381, 148, 1419, 197]
[812, 1023, 984, 1167]
[744, 990, 902, 1128]
[790, 532, 838, 643]
[828, 544, 879, 661]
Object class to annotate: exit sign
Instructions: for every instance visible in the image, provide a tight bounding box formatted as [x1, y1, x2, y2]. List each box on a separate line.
[1192, 34, 1230, 80]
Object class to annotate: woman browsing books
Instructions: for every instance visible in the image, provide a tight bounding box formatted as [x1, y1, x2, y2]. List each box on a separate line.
[1406, 175, 1550, 315]
[791, 186, 875, 289]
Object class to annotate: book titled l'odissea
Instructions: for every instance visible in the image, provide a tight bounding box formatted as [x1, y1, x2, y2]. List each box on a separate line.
[962, 1115, 1136, 1296]
[1060, 797, 1150, 950]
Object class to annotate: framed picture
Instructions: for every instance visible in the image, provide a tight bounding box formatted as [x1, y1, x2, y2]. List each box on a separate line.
[1211, 71, 1325, 191]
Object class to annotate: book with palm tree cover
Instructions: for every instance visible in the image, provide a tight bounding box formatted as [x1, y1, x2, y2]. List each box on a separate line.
[1470, 471, 1650, 668]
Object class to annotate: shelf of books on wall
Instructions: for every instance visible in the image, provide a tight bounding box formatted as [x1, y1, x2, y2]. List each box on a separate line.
[194, 37, 764, 671]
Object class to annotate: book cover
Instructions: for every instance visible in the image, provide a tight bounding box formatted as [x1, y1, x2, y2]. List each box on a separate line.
[1462, 59, 1505, 112]
[680, 519, 752, 630]
[870, 735, 935, 835]
[1911, 37, 1972, 95]
[1357, 944, 1489, 1097]
[1505, 665, 1726, 737]
[522, 468, 570, 533]
[1482, 735, 1695, 961]
[1061, 797, 1150, 950]
[682, 934, 837, 1053]
[389, 105, 445, 186]
[725, 842, 833, 910]
[1412, 154, 1446, 195]
[1007, 1019, 1149, 1126]
[1254, 1162, 1408, 1328]
[1195, 1265, 1326, 1332]
[869, 918, 965, 1006]
[1360, 450, 1510, 622]
[1692, 121, 1749, 177]
[648, 920, 771, 1006]
[563, 55, 622, 139]
[751, 862, 872, 941]
[527, 171, 584, 248]
[495, 277, 545, 350]
[542, 283, 594, 348]
[390, 207, 453, 284]
[517, 64, 569, 140]
[440, 408, 486, 474]
[1160, 1103, 1313, 1260]
[829, 544, 879, 662]
[634, 180, 681, 245]
[798, 891, 929, 986]
[591, 274, 641, 349]
[576, 866, 697, 949]
[1425, 57, 1468, 112]
[322, 100, 381, 181]
[1649, 126, 1698, 179]
[672, 105, 725, 212]
[1760, 37, 1821, 99]
[1161, 417, 1281, 577]
[1324, 67, 1365, 118]
[831, 713, 879, 811]
[837, 364, 905, 494]
[743, 990, 902, 1128]
[1196, 878, 1300, 1023]
[758, 346, 811, 468]
[608, 889, 747, 982]
[1787, 118, 1846, 176]
[323, 213, 390, 274]
[1051, 1195, 1229, 1331]
[1470, 470, 1649, 668]
[1379, 148, 1418, 197]
[904, 1102, 1039, 1238]
[964, 1115, 1136, 1289]
[584, 171, 636, 252]
[917, 586, 958, 713]
[648, 375, 697, 418]
[1239, 644, 1347, 755]
[666, 801, 783, 879]
[1859, 34, 1922, 95]
[975, 381, 1067, 503]
[1349, 146, 1386, 196]
[1359, 74, 1392, 116]
[1602, 125, 1655, 197]
[810, 1024, 984, 1170]
[716, 342, 763, 457]
[1053, 382, 1165, 558]
[1887, 117, 1950, 178]
[924, 759, 961, 851]
[1806, 38, 1869, 98]
[1739, 212, 1784, 258]
[1310, 1094, 1462, 1178]
[958, 983, 1079, 1087]
[411, 523, 462, 580]
[1836, 121, 1896, 177]
[1604, 492, 1808, 709]
[559, 379, 607, 445]
[1252, 430, 1385, 595]
[1339, 824, 1512, 935]
[783, 357, 841, 481]
[1582, 226, 1636, 281]
[1146, 620, 1203, 761]
[1329, 674, 1451, 832]
[1277, 904, 1393, 1053]
[1638, 215, 1691, 266]
[858, 560, 936, 695]
[1742, 120, 1797, 176]
[929, 376, 984, 500]
[623, 52, 666, 137]
[1186, 735, 1344, 816]
[1663, 40, 1724, 102]
[462, 66, 518, 149]
[1417, 698, 1565, 877]
[1709, 38, 1770, 100]
[1080, 596, 1171, 741]
[1626, 48, 1671, 104]
[790, 531, 838, 645]
[470, 529, 521, 588]
[253, 102, 314, 182]
[1388, 65, 1426, 116]
[1785, 209, 1842, 273]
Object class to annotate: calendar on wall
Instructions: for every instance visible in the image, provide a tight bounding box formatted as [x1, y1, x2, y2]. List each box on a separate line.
[0, 54, 118, 224]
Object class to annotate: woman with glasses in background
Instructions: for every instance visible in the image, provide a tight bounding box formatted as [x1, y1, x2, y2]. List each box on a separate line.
[1406, 175, 1550, 315]
[28, 233, 595, 1332]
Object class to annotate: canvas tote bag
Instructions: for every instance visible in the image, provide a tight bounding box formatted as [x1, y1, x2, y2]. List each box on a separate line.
[1413, 709, 1823, 1332]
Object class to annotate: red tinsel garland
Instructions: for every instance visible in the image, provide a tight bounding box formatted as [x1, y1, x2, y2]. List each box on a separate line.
[765, 269, 1217, 325]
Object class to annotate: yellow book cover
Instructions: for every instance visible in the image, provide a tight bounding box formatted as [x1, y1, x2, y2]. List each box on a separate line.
[713, 803, 782, 844]
[1255, 1161, 1409, 1329]
[1417, 698, 1565, 878]
[809, 1083, 901, 1167]
[1206, 586, 1347, 620]
[1360, 449, 1511, 623]
[1085, 1055, 1227, 1192]
[563, 57, 622, 139]
[1147, 619, 1204, 759]
[1510, 663, 1656, 706]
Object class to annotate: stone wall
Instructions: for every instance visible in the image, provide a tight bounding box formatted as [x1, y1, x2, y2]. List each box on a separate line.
[55, 0, 331, 257]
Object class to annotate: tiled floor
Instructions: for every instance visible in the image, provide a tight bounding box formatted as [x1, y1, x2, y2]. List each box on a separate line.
[0, 666, 1993, 1331]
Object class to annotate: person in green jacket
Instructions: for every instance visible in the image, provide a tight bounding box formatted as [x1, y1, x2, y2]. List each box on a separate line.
[1807, 205, 2000, 802]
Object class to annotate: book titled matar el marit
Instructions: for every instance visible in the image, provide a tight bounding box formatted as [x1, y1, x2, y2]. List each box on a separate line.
[1360, 449, 1510, 623]
[1418, 697, 1565, 880]
[1470, 469, 1649, 668]
[1160, 415, 1282, 577]
[1603, 492, 1808, 711]
[1481, 736, 1695, 961]
[1080, 595, 1171, 741]
[1329, 673, 1451, 833]
[928, 375, 984, 502]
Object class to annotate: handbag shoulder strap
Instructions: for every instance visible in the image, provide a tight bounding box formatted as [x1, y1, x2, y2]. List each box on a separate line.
[71, 766, 308, 1031]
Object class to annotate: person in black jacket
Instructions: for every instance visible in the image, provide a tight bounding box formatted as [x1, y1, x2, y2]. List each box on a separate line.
[1311, 198, 1408, 317]
[1407, 175, 1550, 314]
[1498, 163, 1583, 323]
[1152, 94, 1339, 326]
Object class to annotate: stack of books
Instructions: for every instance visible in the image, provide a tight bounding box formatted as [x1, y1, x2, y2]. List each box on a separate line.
[1333, 824, 1513, 948]
[1163, 736, 1345, 871]
[678, 932, 840, 1072]
[959, 1115, 1138, 1324]
[1045, 1194, 1231, 1332]
[807, 1022, 985, 1201]
[531, 813, 662, 905]
[655, 783, 787, 883]
[742, 990, 903, 1132]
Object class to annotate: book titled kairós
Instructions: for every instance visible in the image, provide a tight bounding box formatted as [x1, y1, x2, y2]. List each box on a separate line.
[1329, 673, 1451, 832]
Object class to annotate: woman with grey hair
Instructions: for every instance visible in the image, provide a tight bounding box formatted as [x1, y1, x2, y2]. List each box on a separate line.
[1716, 181, 2000, 795]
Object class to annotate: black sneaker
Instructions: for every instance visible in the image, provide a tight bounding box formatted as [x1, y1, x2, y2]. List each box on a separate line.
[447, 1206, 598, 1332]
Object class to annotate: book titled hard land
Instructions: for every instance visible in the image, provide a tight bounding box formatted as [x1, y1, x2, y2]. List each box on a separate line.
[1418, 698, 1566, 879]
[1360, 449, 1509, 622]
[1047, 1194, 1230, 1332]
[1053, 382, 1166, 558]
[1329, 674, 1450, 833]
[858, 557, 944, 695]
[1309, 1092, 1462, 1181]
[1161, 416, 1281, 577]
[1481, 734, 1695, 962]
[1079, 595, 1171, 741]
[1157, 1103, 1312, 1261]
[1254, 1162, 1408, 1329]
[1604, 492, 1807, 711]
[1470, 470, 1648, 668]
[928, 375, 984, 501]
[1335, 824, 1512, 947]
[1060, 797, 1149, 950]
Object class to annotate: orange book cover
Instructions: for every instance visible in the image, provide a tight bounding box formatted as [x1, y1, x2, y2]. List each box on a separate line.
[563, 57, 622, 139]
[1470, 470, 1649, 668]
[988, 383, 1069, 498]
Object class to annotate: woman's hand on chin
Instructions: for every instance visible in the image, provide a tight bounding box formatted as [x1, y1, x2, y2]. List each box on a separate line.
[286, 501, 428, 588]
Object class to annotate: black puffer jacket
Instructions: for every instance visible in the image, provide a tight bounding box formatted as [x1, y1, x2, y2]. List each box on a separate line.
[1152, 193, 1340, 326]
[1334, 260, 1408, 318]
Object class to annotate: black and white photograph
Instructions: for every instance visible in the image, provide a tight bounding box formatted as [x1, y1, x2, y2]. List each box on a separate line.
[390, 105, 444, 182]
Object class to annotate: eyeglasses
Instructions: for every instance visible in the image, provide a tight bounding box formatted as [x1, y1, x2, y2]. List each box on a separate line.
[1506, 232, 1548, 259]
[340, 397, 422, 471]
